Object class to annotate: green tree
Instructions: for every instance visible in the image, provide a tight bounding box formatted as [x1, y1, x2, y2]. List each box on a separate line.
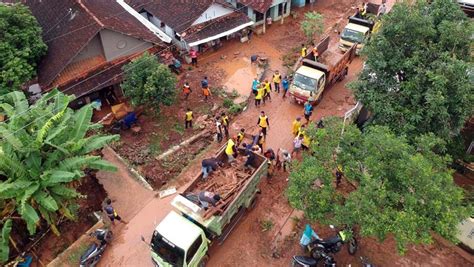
[121, 52, 177, 110]
[0, 90, 119, 263]
[300, 11, 324, 42]
[350, 0, 474, 146]
[0, 4, 47, 94]
[287, 117, 470, 253]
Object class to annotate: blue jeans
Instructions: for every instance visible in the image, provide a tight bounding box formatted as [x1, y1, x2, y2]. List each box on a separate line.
[202, 166, 213, 179]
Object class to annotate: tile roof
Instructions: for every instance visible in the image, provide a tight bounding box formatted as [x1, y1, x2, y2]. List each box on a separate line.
[182, 12, 251, 43]
[237, 0, 273, 13]
[127, 0, 214, 33]
[24, 0, 162, 88]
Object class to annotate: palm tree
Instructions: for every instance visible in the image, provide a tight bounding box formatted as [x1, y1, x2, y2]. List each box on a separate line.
[0, 89, 119, 263]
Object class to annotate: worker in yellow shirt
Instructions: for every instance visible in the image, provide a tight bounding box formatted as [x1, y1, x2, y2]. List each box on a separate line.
[298, 124, 311, 150]
[263, 80, 271, 103]
[301, 44, 307, 57]
[225, 137, 237, 163]
[272, 70, 282, 93]
[185, 108, 193, 129]
[237, 128, 245, 146]
[221, 112, 230, 139]
[254, 84, 264, 107]
[257, 111, 270, 137]
[292, 117, 302, 136]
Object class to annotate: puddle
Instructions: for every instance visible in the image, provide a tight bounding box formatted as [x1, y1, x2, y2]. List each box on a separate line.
[221, 57, 258, 104]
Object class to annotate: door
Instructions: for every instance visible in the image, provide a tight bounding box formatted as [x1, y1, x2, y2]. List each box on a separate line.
[185, 235, 208, 267]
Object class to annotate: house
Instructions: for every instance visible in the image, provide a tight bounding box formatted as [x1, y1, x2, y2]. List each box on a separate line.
[226, 0, 291, 32]
[24, 0, 170, 107]
[127, 0, 254, 51]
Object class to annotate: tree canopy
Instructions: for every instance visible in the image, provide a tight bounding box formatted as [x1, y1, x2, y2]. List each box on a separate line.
[287, 117, 470, 253]
[350, 0, 473, 145]
[121, 52, 177, 110]
[0, 4, 47, 94]
[300, 11, 324, 42]
[0, 90, 118, 263]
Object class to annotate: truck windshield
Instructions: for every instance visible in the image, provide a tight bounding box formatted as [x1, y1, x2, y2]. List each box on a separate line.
[151, 231, 184, 266]
[293, 73, 316, 91]
[341, 28, 364, 43]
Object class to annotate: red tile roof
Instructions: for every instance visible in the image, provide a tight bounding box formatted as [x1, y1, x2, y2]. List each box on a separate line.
[24, 0, 162, 88]
[238, 0, 273, 13]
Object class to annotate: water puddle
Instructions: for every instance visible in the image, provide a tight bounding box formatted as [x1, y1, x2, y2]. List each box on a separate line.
[221, 57, 258, 104]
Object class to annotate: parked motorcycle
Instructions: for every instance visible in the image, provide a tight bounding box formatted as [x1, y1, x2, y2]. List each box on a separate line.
[292, 250, 336, 267]
[79, 228, 113, 267]
[308, 225, 357, 259]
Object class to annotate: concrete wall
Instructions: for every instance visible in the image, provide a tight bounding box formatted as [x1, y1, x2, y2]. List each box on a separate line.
[72, 34, 104, 63]
[292, 0, 315, 8]
[99, 29, 153, 61]
[192, 3, 233, 25]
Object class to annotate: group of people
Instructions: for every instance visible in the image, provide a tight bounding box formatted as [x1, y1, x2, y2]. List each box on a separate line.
[252, 70, 291, 107]
[182, 76, 211, 103]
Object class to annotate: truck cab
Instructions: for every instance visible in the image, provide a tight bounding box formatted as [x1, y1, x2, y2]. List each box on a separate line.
[339, 22, 371, 54]
[151, 211, 209, 267]
[290, 65, 326, 104]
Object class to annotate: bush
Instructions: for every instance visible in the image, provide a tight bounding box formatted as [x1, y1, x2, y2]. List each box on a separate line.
[223, 98, 233, 108]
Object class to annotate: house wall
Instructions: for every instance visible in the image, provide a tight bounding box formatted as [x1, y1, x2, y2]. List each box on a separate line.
[72, 34, 104, 63]
[292, 0, 315, 8]
[192, 3, 233, 25]
[140, 11, 187, 49]
[226, 0, 291, 27]
[99, 29, 153, 61]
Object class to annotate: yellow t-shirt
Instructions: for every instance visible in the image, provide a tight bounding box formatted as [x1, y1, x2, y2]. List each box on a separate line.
[225, 139, 235, 155]
[237, 132, 244, 142]
[301, 47, 307, 57]
[292, 120, 302, 135]
[255, 87, 264, 100]
[185, 111, 193, 121]
[273, 74, 281, 83]
[264, 82, 271, 93]
[258, 115, 268, 128]
[222, 116, 229, 126]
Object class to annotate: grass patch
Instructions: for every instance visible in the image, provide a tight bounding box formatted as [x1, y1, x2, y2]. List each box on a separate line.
[173, 122, 185, 135]
[67, 243, 89, 265]
[223, 98, 233, 108]
[196, 104, 211, 115]
[260, 219, 274, 232]
[228, 103, 245, 115]
[282, 46, 300, 68]
[231, 89, 240, 98]
[149, 132, 168, 155]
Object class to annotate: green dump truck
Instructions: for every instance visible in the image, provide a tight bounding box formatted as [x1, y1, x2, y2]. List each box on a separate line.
[147, 145, 268, 267]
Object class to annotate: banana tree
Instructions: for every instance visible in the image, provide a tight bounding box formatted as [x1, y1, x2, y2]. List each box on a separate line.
[0, 90, 119, 263]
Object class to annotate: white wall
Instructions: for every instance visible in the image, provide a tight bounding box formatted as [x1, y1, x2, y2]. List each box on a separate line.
[192, 3, 233, 25]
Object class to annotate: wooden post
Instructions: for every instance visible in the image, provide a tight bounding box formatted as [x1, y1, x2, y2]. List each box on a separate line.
[263, 11, 266, 34]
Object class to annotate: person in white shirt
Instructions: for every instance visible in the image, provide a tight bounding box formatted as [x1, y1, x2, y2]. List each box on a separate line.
[292, 134, 304, 157]
[278, 148, 291, 172]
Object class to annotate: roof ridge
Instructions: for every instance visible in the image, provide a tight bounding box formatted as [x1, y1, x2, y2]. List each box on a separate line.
[76, 0, 104, 27]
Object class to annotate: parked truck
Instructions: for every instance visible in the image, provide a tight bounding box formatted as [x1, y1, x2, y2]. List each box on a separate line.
[289, 36, 357, 105]
[339, 3, 382, 54]
[145, 145, 268, 267]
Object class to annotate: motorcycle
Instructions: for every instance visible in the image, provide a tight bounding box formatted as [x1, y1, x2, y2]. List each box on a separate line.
[292, 250, 336, 267]
[308, 225, 357, 259]
[79, 228, 113, 267]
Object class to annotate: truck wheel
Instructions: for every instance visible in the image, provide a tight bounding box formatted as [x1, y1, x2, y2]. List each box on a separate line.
[198, 255, 209, 267]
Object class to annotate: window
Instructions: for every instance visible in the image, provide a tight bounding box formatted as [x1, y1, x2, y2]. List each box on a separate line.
[151, 231, 185, 266]
[278, 3, 284, 17]
[237, 3, 248, 15]
[160, 22, 165, 28]
[254, 11, 264, 22]
[186, 236, 203, 264]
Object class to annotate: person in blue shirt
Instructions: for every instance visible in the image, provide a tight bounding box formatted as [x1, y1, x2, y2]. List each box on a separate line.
[304, 100, 313, 123]
[251, 77, 260, 95]
[300, 224, 320, 248]
[282, 76, 289, 98]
